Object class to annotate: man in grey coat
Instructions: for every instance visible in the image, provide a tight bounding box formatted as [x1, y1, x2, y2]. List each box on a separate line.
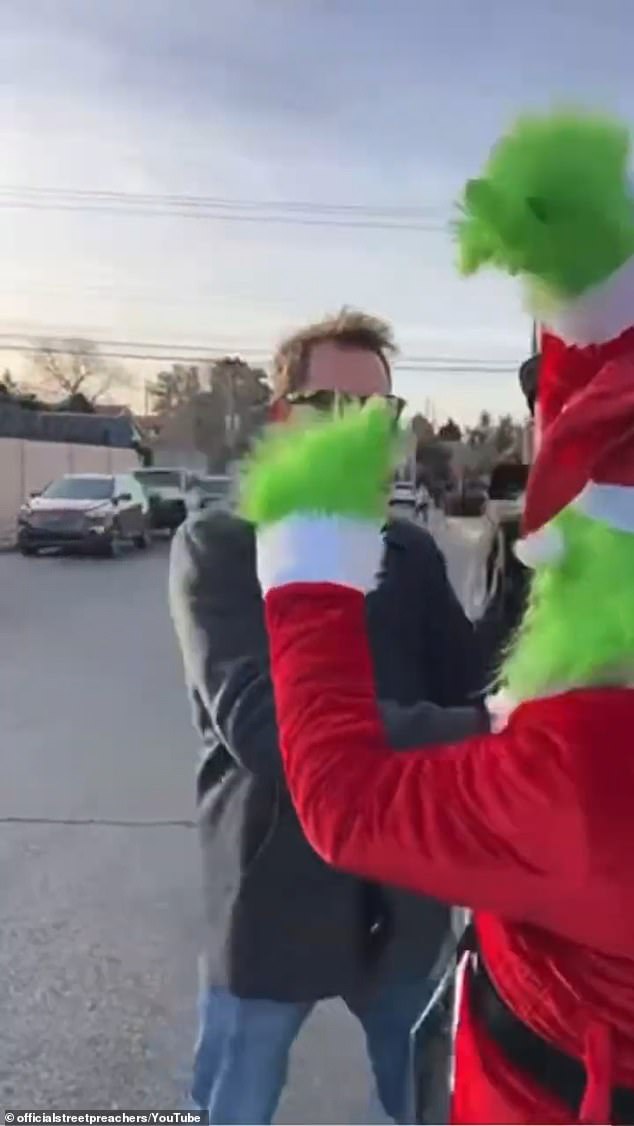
[169, 309, 486, 1124]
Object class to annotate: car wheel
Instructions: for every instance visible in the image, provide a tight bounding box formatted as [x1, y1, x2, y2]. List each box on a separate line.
[134, 528, 150, 550]
[104, 524, 123, 558]
[19, 544, 38, 557]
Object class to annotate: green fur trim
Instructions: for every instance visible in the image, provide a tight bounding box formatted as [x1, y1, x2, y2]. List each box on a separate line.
[503, 508, 634, 698]
[240, 402, 398, 526]
[455, 109, 634, 297]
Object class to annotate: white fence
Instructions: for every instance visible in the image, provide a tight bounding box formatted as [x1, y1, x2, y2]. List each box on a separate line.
[0, 438, 139, 547]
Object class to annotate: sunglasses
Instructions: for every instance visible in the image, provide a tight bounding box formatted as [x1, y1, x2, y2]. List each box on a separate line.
[281, 389, 406, 422]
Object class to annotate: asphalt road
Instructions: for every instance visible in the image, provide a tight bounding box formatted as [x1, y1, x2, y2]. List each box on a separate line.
[0, 541, 380, 1123]
[1, 521, 479, 1122]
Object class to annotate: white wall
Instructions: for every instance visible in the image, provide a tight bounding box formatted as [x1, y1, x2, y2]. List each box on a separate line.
[0, 439, 139, 546]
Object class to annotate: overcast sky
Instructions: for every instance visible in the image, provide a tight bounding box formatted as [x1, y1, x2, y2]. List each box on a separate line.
[2, 0, 633, 421]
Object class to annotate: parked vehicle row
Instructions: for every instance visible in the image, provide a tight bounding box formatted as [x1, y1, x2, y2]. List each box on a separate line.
[133, 469, 234, 532]
[16, 466, 235, 558]
[185, 474, 234, 515]
[132, 468, 191, 534]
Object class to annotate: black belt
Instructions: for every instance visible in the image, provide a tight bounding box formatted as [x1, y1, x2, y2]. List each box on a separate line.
[466, 931, 634, 1124]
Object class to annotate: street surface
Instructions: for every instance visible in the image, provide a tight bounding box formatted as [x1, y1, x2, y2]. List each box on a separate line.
[1, 520, 478, 1122]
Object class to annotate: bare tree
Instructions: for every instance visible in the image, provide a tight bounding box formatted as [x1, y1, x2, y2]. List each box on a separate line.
[411, 413, 435, 445]
[33, 338, 131, 405]
[209, 356, 270, 457]
[148, 364, 201, 415]
[494, 414, 520, 454]
[146, 356, 271, 471]
[0, 369, 20, 395]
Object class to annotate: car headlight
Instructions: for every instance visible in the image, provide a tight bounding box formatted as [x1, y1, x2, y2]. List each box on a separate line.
[18, 506, 32, 525]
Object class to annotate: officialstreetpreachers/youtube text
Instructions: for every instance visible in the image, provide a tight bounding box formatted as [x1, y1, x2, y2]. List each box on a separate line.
[4, 1114, 207, 1125]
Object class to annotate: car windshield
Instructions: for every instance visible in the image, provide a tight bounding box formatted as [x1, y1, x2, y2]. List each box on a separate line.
[42, 477, 114, 501]
[489, 465, 529, 500]
[199, 478, 231, 495]
[135, 471, 181, 491]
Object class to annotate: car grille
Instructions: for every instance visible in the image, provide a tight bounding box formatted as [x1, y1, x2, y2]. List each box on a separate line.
[31, 511, 86, 530]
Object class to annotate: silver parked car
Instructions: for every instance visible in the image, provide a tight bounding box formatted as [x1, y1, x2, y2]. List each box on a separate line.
[185, 475, 234, 515]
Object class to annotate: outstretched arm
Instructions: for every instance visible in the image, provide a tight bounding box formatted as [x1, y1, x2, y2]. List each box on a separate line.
[265, 576, 574, 919]
[169, 511, 486, 776]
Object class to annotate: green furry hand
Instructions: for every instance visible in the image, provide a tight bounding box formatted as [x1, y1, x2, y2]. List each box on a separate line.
[240, 401, 398, 527]
[455, 110, 634, 298]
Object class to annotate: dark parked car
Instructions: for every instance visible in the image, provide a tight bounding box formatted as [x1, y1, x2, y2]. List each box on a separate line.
[17, 473, 150, 557]
[478, 463, 531, 674]
[133, 468, 192, 533]
[460, 477, 489, 517]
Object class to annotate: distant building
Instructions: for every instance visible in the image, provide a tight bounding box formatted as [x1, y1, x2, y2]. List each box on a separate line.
[94, 403, 132, 416]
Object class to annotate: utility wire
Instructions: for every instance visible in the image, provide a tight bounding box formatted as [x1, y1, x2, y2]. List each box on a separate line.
[0, 331, 517, 366]
[0, 198, 447, 231]
[0, 183, 450, 219]
[0, 184, 450, 230]
[0, 339, 517, 373]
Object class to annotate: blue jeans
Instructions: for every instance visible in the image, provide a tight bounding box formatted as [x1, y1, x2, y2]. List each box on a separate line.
[192, 979, 433, 1124]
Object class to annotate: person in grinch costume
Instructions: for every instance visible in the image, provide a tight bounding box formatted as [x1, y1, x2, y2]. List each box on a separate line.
[239, 109, 634, 1125]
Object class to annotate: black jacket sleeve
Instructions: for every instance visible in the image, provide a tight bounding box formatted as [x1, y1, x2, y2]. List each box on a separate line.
[169, 511, 281, 779]
[379, 698, 488, 748]
[169, 513, 486, 777]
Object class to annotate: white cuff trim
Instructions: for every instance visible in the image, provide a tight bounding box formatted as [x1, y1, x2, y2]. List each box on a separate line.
[486, 688, 516, 732]
[257, 515, 384, 595]
[573, 481, 634, 533]
[515, 522, 565, 568]
[545, 254, 634, 346]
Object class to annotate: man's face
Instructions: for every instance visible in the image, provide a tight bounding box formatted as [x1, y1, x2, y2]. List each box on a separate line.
[284, 340, 399, 426]
[280, 340, 401, 509]
[305, 340, 390, 397]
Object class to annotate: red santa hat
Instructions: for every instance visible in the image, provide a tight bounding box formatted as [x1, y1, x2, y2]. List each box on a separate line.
[516, 356, 634, 566]
[532, 255, 634, 454]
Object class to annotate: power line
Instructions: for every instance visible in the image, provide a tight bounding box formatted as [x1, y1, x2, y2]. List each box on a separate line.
[0, 331, 517, 363]
[0, 184, 449, 231]
[0, 183, 449, 219]
[0, 334, 518, 372]
[0, 198, 447, 231]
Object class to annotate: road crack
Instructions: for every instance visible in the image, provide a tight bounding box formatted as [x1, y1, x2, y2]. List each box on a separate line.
[0, 815, 196, 827]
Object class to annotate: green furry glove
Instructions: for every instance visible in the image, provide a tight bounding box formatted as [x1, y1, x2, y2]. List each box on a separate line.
[241, 401, 398, 527]
[455, 110, 634, 300]
[240, 401, 400, 594]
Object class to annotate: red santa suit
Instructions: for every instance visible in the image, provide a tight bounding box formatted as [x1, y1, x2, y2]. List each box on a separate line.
[263, 581, 634, 1124]
[252, 264, 634, 1123]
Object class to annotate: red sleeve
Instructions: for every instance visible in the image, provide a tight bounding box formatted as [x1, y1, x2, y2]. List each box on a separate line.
[266, 583, 579, 917]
